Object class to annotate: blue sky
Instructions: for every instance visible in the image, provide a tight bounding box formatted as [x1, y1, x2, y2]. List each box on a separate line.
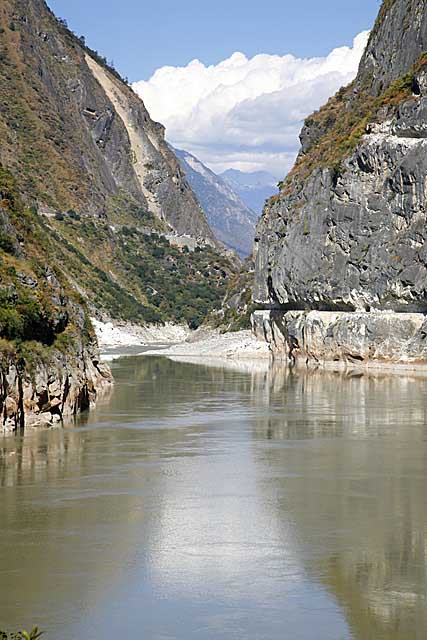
[48, 0, 378, 82]
[47, 0, 380, 175]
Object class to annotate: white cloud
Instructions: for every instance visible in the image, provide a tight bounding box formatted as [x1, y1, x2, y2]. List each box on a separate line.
[133, 32, 369, 176]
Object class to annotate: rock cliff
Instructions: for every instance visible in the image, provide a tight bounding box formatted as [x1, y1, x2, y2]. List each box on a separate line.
[0, 337, 111, 432]
[253, 0, 427, 367]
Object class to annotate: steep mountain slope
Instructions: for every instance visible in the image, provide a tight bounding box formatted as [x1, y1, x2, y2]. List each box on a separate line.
[0, 0, 238, 430]
[0, 164, 112, 430]
[253, 0, 427, 366]
[221, 169, 278, 214]
[0, 0, 215, 241]
[173, 147, 258, 257]
[0, 0, 237, 327]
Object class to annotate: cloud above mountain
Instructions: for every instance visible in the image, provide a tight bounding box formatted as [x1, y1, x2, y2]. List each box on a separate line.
[133, 31, 369, 176]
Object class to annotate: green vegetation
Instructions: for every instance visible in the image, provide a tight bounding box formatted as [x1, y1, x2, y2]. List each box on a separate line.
[210, 269, 261, 332]
[281, 52, 427, 191]
[0, 231, 15, 253]
[0, 163, 94, 373]
[42, 202, 235, 328]
[113, 228, 234, 328]
[0, 628, 43, 640]
[216, 303, 260, 332]
[0, 287, 56, 344]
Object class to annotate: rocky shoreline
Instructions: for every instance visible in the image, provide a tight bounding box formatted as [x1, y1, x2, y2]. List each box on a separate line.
[0, 341, 112, 434]
[141, 328, 270, 360]
[252, 309, 427, 371]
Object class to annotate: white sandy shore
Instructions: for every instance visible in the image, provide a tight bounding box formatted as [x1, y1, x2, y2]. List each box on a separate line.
[93, 318, 270, 363]
[92, 318, 191, 348]
[141, 329, 271, 359]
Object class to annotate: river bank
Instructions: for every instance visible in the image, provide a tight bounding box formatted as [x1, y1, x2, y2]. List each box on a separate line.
[92, 318, 192, 348]
[141, 328, 270, 359]
[92, 317, 270, 360]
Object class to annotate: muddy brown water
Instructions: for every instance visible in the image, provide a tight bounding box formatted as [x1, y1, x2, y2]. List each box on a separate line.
[1, 355, 427, 639]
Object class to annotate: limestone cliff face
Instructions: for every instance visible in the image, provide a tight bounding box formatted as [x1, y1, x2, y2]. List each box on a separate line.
[254, 0, 427, 317]
[356, 0, 427, 96]
[252, 310, 427, 369]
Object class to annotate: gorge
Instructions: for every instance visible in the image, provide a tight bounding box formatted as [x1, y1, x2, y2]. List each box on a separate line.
[3, 1, 427, 638]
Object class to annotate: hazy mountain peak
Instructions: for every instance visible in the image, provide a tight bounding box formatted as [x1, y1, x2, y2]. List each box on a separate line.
[220, 169, 279, 214]
[221, 169, 279, 188]
[173, 147, 259, 257]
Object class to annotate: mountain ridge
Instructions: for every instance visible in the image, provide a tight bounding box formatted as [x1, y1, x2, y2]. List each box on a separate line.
[220, 169, 278, 215]
[173, 147, 258, 257]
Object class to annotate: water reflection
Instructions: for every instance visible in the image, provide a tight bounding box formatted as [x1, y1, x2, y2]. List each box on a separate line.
[0, 357, 426, 639]
[253, 366, 427, 639]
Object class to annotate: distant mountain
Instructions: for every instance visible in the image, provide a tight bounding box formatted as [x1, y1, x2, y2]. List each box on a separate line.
[220, 169, 279, 213]
[173, 148, 259, 257]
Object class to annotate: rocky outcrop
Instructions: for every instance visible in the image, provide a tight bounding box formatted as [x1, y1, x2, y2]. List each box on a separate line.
[253, 0, 427, 365]
[254, 117, 427, 312]
[252, 310, 427, 370]
[0, 341, 112, 432]
[356, 0, 427, 96]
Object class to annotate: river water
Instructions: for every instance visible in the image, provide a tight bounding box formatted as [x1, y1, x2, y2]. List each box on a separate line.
[1, 355, 427, 639]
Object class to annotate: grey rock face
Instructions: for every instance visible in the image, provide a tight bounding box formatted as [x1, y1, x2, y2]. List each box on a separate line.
[0, 341, 112, 433]
[394, 97, 427, 137]
[252, 310, 427, 369]
[299, 116, 334, 156]
[255, 124, 427, 312]
[356, 0, 427, 97]
[254, 0, 427, 315]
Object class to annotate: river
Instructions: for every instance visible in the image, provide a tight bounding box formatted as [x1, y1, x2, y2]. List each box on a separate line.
[1, 355, 427, 639]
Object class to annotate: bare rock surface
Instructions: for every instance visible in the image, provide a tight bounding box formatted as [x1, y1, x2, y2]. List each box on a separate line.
[254, 0, 427, 315]
[1, 342, 112, 433]
[252, 310, 427, 371]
